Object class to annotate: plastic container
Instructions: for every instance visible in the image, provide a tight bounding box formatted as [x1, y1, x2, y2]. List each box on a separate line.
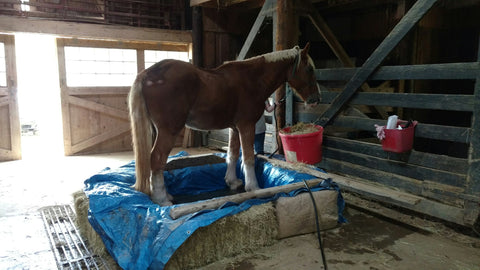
[382, 121, 417, 153]
[279, 125, 323, 164]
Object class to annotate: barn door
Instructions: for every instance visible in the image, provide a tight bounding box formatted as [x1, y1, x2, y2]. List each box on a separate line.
[56, 38, 190, 155]
[0, 34, 21, 161]
[56, 38, 134, 155]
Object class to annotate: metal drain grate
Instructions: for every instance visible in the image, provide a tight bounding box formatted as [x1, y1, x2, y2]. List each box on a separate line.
[40, 205, 110, 270]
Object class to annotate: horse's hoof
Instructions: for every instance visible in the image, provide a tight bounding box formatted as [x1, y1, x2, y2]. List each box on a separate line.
[227, 179, 243, 191]
[151, 196, 173, 206]
[245, 185, 260, 192]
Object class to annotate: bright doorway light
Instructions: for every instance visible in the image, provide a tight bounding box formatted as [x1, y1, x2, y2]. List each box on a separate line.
[15, 33, 63, 159]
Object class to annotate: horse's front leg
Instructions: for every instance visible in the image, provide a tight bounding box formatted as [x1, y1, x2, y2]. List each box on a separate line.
[225, 128, 243, 190]
[238, 124, 260, 192]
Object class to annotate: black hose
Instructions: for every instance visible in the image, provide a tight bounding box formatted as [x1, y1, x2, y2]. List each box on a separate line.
[303, 179, 328, 270]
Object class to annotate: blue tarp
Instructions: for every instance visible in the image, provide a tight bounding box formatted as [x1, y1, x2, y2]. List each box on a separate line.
[84, 152, 345, 270]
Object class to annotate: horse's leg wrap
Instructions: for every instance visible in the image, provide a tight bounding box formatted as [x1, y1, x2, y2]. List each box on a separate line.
[151, 170, 173, 206]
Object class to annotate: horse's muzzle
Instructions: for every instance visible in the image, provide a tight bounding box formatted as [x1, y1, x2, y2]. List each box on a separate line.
[305, 87, 321, 106]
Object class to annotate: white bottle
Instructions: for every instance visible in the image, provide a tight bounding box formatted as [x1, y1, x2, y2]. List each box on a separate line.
[386, 115, 398, 129]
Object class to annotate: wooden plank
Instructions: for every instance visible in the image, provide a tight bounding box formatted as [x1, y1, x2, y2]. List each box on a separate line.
[170, 178, 325, 219]
[0, 96, 9, 107]
[315, 62, 480, 81]
[0, 16, 192, 43]
[58, 38, 189, 51]
[316, 0, 438, 127]
[322, 136, 469, 175]
[70, 125, 130, 153]
[258, 155, 422, 206]
[299, 114, 472, 144]
[0, 88, 8, 96]
[68, 87, 130, 96]
[68, 96, 129, 120]
[322, 147, 467, 188]
[320, 92, 474, 112]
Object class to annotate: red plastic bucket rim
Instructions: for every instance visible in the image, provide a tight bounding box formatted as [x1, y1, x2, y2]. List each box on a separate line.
[279, 124, 323, 138]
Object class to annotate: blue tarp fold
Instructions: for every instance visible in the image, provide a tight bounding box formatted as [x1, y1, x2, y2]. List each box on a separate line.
[84, 152, 345, 270]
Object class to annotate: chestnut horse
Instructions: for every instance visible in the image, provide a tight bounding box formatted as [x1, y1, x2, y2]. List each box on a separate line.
[128, 43, 320, 205]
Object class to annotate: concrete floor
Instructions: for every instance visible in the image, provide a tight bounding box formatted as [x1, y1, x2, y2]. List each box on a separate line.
[1, 135, 479, 269]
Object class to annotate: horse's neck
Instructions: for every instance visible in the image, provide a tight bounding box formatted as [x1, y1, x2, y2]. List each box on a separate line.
[235, 57, 293, 98]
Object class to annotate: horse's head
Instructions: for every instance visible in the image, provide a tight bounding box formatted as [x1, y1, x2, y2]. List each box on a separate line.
[287, 43, 321, 107]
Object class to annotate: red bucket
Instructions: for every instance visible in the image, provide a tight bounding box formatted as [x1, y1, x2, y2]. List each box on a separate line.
[382, 121, 417, 153]
[279, 125, 323, 164]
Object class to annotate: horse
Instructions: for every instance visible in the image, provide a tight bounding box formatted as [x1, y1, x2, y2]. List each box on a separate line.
[128, 43, 320, 206]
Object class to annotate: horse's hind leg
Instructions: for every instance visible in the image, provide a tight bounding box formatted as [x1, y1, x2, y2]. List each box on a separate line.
[225, 128, 243, 190]
[150, 128, 177, 206]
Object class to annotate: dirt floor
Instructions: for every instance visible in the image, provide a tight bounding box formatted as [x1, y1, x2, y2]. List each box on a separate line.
[1, 135, 479, 269]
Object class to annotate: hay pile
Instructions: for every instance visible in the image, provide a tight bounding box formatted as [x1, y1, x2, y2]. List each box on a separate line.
[281, 122, 318, 135]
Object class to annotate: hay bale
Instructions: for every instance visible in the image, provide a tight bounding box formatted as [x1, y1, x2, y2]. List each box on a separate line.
[275, 190, 339, 239]
[165, 202, 277, 270]
[73, 190, 120, 269]
[74, 190, 277, 270]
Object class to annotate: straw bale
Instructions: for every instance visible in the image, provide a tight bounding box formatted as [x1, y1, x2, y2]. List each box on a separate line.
[165, 202, 277, 270]
[275, 190, 339, 239]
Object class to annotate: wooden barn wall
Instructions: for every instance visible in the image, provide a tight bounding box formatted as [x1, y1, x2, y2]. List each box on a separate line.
[294, 2, 480, 226]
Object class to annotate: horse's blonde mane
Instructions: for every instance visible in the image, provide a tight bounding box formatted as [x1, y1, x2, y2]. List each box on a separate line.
[223, 45, 316, 69]
[255, 46, 300, 63]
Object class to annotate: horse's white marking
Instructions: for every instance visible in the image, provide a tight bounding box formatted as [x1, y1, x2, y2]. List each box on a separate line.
[243, 159, 259, 192]
[225, 152, 242, 190]
[146, 80, 154, 86]
[151, 171, 173, 206]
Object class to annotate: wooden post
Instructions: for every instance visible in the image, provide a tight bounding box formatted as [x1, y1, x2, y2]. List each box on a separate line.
[275, 0, 298, 153]
[183, 6, 204, 147]
[465, 34, 480, 226]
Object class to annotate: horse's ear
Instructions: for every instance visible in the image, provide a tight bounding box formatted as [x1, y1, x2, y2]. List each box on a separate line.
[301, 42, 311, 58]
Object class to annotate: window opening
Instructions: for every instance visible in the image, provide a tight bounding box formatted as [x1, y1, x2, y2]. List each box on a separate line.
[144, 50, 189, 69]
[64, 47, 137, 87]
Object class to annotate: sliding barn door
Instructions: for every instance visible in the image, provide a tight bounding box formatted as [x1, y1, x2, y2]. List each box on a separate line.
[0, 34, 21, 161]
[56, 38, 190, 155]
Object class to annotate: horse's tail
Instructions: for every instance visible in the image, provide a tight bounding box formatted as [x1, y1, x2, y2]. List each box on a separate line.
[128, 71, 152, 196]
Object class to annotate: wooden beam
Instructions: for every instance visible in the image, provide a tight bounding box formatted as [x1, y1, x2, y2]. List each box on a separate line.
[316, 0, 439, 127]
[67, 87, 129, 96]
[237, 0, 275, 60]
[315, 63, 480, 81]
[71, 125, 130, 153]
[0, 15, 192, 43]
[67, 96, 129, 121]
[170, 178, 324, 219]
